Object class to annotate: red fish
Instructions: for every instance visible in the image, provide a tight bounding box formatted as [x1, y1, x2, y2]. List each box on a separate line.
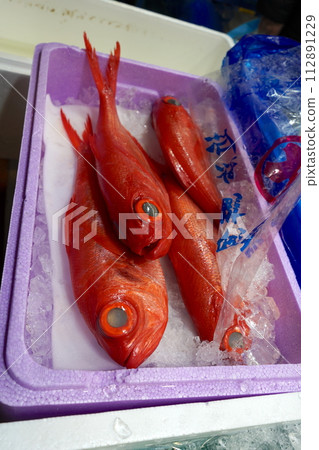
[83, 34, 172, 259]
[164, 176, 224, 341]
[60, 110, 168, 368]
[152, 96, 222, 214]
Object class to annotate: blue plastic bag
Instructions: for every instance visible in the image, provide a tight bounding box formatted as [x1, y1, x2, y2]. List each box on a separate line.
[209, 35, 301, 360]
[221, 35, 301, 284]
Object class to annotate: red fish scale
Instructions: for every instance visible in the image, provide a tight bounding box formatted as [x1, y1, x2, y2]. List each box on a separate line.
[164, 176, 224, 342]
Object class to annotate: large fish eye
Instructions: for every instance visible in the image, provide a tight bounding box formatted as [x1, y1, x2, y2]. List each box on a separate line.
[163, 96, 181, 106]
[142, 202, 159, 217]
[107, 308, 128, 328]
[134, 198, 161, 222]
[98, 302, 136, 338]
[228, 331, 244, 350]
[221, 326, 249, 354]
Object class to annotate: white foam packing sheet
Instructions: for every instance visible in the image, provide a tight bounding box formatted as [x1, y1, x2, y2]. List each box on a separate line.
[43, 95, 199, 370]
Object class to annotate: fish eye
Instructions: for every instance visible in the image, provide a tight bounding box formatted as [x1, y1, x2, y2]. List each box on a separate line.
[228, 331, 244, 350]
[221, 326, 249, 353]
[163, 96, 181, 106]
[107, 308, 128, 328]
[98, 302, 136, 337]
[142, 201, 159, 217]
[134, 198, 161, 221]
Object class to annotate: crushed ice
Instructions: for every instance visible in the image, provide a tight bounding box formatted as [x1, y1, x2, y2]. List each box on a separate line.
[25, 159, 53, 368]
[154, 421, 301, 450]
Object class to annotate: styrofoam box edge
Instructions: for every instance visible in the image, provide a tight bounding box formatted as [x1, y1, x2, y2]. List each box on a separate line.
[0, 393, 300, 450]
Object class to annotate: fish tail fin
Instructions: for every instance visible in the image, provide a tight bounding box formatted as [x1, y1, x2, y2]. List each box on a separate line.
[105, 41, 120, 94]
[83, 32, 120, 96]
[60, 109, 94, 164]
[83, 32, 105, 94]
[82, 114, 94, 146]
[60, 108, 82, 150]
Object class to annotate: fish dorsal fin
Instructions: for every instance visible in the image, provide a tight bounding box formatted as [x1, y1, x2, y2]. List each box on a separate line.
[60, 109, 82, 150]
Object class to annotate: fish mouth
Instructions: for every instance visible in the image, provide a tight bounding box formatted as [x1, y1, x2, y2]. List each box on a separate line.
[123, 324, 166, 368]
[128, 236, 161, 259]
[139, 240, 160, 256]
[116, 334, 154, 368]
[123, 349, 138, 369]
[124, 347, 150, 369]
[139, 238, 171, 260]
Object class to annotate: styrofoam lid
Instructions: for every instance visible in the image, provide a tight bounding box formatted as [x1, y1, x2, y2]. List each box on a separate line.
[0, 0, 233, 76]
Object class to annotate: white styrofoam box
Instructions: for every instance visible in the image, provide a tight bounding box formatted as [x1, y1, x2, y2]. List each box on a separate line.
[0, 393, 300, 450]
[0, 53, 31, 76]
[0, 0, 233, 76]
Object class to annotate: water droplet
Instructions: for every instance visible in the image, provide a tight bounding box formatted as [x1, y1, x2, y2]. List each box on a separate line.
[113, 417, 132, 439]
[102, 387, 110, 398]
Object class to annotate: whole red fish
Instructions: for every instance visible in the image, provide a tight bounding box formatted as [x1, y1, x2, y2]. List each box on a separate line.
[60, 110, 168, 368]
[152, 96, 222, 214]
[83, 34, 172, 259]
[164, 176, 224, 341]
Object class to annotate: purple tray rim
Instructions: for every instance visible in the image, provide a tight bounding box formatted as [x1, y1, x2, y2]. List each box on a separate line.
[0, 43, 301, 417]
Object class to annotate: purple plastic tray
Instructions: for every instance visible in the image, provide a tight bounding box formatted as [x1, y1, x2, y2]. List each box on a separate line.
[0, 43, 301, 420]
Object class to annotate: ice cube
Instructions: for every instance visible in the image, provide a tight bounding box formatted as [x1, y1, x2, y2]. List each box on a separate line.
[33, 225, 46, 245]
[244, 338, 281, 365]
[113, 417, 132, 439]
[39, 252, 52, 274]
[195, 340, 220, 365]
[25, 211, 53, 367]
[36, 188, 46, 215]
